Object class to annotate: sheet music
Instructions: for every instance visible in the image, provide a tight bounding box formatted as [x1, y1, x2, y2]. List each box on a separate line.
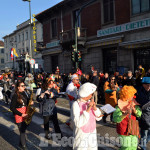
[58, 92, 66, 95]
[100, 104, 116, 114]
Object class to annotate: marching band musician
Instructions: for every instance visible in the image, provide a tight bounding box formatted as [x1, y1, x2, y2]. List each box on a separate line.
[10, 79, 33, 150]
[103, 75, 120, 123]
[113, 86, 142, 150]
[36, 79, 62, 140]
[66, 74, 80, 109]
[71, 82, 102, 150]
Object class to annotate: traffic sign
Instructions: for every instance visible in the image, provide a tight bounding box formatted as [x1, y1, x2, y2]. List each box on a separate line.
[29, 59, 35, 65]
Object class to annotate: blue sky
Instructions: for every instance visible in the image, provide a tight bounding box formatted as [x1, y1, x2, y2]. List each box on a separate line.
[0, 0, 63, 41]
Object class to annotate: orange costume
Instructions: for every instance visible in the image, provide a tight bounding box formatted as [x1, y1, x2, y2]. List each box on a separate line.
[104, 81, 119, 107]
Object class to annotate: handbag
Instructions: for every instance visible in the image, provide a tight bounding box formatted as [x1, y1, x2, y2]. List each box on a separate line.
[14, 107, 27, 123]
[127, 99, 140, 138]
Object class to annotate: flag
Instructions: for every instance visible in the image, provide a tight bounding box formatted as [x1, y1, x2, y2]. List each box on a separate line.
[10, 48, 14, 60]
[10, 48, 18, 60]
[13, 48, 18, 57]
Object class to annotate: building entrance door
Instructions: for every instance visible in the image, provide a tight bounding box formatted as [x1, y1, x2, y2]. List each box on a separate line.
[103, 48, 117, 74]
[51, 55, 58, 73]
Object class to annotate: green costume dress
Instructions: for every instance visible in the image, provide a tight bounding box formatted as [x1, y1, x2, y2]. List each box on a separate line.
[113, 106, 142, 150]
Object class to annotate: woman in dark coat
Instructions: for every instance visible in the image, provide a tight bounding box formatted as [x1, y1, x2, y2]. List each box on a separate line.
[37, 79, 62, 140]
[10, 80, 31, 150]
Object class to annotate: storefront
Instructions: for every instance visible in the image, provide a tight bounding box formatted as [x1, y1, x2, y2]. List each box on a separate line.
[96, 17, 150, 74]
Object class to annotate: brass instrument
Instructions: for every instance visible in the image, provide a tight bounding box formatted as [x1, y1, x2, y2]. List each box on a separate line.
[25, 90, 36, 125]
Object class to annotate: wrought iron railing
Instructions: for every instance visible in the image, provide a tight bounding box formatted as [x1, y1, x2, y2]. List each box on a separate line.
[60, 28, 87, 43]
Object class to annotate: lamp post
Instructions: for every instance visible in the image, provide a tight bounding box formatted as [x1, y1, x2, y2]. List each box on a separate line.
[22, 0, 33, 73]
[74, 0, 97, 69]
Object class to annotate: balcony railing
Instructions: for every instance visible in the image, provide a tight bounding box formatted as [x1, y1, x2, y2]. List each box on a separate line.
[60, 28, 87, 43]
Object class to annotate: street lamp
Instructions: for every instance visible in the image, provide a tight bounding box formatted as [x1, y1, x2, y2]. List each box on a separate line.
[74, 0, 97, 69]
[22, 0, 32, 58]
[22, 0, 33, 73]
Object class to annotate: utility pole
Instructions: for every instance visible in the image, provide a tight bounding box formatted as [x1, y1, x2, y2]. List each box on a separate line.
[74, 0, 97, 69]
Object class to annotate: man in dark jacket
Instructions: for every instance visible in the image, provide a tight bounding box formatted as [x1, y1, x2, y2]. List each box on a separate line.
[91, 70, 99, 104]
[136, 77, 150, 150]
[126, 71, 136, 87]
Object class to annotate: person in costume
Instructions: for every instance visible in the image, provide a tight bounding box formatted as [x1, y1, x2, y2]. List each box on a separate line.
[113, 85, 142, 150]
[103, 75, 120, 123]
[10, 80, 31, 150]
[66, 74, 80, 109]
[71, 82, 102, 150]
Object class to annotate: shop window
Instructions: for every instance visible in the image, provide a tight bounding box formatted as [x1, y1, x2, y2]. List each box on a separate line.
[103, 0, 114, 23]
[51, 18, 57, 38]
[132, 0, 150, 15]
[134, 49, 150, 71]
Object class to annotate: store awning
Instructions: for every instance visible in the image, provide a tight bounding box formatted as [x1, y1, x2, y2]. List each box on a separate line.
[119, 38, 150, 49]
[42, 47, 62, 55]
[86, 35, 124, 48]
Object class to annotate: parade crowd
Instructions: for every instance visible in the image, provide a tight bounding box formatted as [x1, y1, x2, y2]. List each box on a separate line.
[0, 64, 150, 150]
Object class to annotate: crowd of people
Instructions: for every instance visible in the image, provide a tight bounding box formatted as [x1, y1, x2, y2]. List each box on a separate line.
[0, 64, 149, 150]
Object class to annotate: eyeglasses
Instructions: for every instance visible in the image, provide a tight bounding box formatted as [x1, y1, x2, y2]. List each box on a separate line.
[20, 85, 25, 87]
[74, 79, 79, 81]
[111, 79, 115, 80]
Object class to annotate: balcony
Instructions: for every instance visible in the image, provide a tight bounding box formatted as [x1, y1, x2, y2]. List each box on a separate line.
[60, 28, 87, 45]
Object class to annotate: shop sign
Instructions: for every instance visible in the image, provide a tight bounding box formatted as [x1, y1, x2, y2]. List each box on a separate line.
[46, 40, 60, 48]
[97, 18, 150, 37]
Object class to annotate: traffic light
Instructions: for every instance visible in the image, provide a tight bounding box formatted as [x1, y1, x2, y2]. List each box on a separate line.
[72, 44, 76, 51]
[78, 51, 81, 62]
[71, 51, 75, 62]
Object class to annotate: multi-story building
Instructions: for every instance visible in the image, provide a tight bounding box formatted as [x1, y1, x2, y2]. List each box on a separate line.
[36, 0, 150, 74]
[3, 19, 43, 73]
[0, 41, 5, 70]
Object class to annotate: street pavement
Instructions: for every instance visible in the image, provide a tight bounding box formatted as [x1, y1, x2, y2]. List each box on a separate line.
[0, 94, 149, 150]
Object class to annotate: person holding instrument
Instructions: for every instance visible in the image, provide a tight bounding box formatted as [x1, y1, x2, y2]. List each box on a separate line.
[113, 85, 142, 150]
[37, 79, 62, 140]
[71, 82, 102, 150]
[10, 80, 32, 150]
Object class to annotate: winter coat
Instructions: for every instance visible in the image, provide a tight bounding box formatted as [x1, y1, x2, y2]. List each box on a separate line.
[136, 86, 150, 130]
[104, 81, 119, 107]
[36, 88, 58, 116]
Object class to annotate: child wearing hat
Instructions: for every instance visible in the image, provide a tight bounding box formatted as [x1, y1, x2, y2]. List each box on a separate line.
[71, 82, 102, 150]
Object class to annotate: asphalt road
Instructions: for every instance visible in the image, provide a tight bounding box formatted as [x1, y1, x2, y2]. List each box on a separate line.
[0, 94, 149, 150]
